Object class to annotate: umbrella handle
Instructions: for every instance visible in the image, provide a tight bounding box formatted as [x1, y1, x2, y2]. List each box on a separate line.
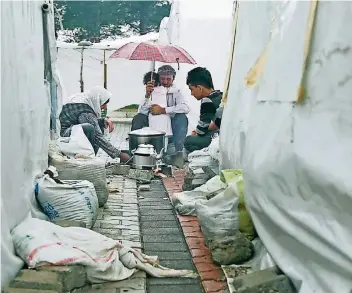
[176, 58, 180, 70]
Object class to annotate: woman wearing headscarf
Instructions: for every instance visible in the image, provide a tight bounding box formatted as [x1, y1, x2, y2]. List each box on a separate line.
[59, 86, 130, 162]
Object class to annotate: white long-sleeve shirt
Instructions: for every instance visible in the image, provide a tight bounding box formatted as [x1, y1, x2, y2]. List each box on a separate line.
[138, 85, 190, 117]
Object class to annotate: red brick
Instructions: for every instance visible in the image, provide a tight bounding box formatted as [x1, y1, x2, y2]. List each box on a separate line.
[196, 262, 221, 273]
[193, 256, 213, 264]
[180, 221, 200, 229]
[199, 269, 224, 281]
[182, 226, 201, 233]
[190, 248, 211, 258]
[186, 237, 205, 249]
[202, 280, 227, 293]
[184, 231, 204, 238]
[177, 215, 198, 222]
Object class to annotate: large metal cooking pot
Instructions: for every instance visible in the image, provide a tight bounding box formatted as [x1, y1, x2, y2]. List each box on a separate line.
[128, 127, 165, 154]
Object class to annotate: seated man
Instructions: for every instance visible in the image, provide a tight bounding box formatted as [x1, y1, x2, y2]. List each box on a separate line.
[184, 67, 223, 153]
[131, 65, 190, 152]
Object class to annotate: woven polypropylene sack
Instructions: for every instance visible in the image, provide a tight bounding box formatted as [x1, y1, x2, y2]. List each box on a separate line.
[36, 176, 99, 228]
[195, 183, 239, 245]
[48, 144, 108, 207]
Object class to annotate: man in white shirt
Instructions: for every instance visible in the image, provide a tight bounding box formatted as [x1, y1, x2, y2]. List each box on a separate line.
[131, 65, 190, 152]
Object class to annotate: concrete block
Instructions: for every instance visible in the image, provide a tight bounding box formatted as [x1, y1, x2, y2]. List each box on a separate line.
[9, 270, 62, 292]
[138, 184, 151, 191]
[36, 266, 87, 292]
[53, 220, 86, 228]
[233, 268, 296, 293]
[112, 164, 130, 176]
[128, 169, 154, 183]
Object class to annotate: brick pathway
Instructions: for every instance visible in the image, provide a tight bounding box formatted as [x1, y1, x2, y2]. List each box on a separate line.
[139, 180, 204, 293]
[97, 122, 130, 162]
[162, 170, 230, 293]
[72, 175, 147, 293]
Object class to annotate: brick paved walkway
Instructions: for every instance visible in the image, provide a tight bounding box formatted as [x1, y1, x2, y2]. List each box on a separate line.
[139, 180, 204, 293]
[72, 175, 147, 293]
[163, 170, 230, 293]
[97, 122, 130, 163]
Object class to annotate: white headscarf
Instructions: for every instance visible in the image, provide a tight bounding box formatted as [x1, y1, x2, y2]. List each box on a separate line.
[66, 86, 112, 118]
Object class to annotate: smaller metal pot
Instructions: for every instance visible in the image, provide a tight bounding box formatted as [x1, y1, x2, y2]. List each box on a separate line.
[131, 144, 164, 169]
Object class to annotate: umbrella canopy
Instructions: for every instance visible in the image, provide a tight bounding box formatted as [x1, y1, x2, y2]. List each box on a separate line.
[109, 42, 196, 65]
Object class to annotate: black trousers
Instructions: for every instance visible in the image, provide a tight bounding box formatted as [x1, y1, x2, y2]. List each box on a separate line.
[184, 130, 218, 153]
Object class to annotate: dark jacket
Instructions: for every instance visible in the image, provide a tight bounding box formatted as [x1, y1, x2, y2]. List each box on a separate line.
[196, 90, 223, 136]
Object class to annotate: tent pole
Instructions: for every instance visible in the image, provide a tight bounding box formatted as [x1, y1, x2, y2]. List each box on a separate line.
[80, 48, 84, 92]
[103, 50, 107, 89]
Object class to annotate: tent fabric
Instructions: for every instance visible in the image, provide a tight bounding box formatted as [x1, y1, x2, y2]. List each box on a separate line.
[158, 0, 234, 133]
[1, 1, 56, 289]
[220, 2, 352, 293]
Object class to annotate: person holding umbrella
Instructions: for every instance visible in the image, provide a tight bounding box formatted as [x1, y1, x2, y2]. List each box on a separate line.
[131, 65, 190, 153]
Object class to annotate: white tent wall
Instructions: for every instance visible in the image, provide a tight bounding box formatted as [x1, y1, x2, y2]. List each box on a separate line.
[1, 1, 56, 288]
[56, 33, 158, 113]
[220, 2, 352, 293]
[157, 0, 234, 133]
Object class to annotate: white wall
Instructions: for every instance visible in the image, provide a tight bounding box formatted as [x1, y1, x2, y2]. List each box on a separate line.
[56, 33, 158, 113]
[220, 2, 352, 293]
[1, 1, 52, 288]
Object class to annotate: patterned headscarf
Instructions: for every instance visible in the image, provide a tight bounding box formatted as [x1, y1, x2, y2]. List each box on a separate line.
[66, 86, 112, 118]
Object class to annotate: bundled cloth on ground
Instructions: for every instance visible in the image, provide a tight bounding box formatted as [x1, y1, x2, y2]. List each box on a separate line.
[12, 218, 197, 283]
[36, 173, 99, 229]
[48, 143, 108, 207]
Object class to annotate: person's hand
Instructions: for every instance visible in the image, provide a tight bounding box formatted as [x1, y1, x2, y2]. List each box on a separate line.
[208, 121, 218, 131]
[104, 118, 115, 133]
[191, 130, 198, 136]
[150, 104, 166, 115]
[146, 81, 155, 96]
[119, 152, 131, 164]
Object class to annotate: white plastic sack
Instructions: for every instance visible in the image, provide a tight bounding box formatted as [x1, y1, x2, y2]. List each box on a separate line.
[57, 125, 95, 158]
[36, 175, 99, 229]
[188, 148, 219, 174]
[171, 176, 227, 215]
[208, 134, 220, 161]
[195, 183, 239, 244]
[12, 218, 197, 283]
[49, 143, 108, 207]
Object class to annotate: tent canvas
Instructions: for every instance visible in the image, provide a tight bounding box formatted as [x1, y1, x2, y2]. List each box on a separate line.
[220, 2, 352, 293]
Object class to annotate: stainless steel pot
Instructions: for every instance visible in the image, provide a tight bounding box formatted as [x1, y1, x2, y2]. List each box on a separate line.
[131, 143, 163, 169]
[128, 128, 165, 154]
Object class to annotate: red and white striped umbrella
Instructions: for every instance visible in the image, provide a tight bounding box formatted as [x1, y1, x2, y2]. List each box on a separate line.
[109, 42, 196, 65]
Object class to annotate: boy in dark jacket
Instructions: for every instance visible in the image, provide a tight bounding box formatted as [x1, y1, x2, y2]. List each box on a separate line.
[184, 67, 223, 153]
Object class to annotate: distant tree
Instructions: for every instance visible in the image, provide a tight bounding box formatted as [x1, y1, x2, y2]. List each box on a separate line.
[54, 0, 171, 42]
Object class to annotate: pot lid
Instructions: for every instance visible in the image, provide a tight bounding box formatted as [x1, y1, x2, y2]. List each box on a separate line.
[129, 127, 165, 136]
[137, 143, 154, 148]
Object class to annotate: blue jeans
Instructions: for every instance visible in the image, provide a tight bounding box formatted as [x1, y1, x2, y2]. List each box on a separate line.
[131, 113, 188, 152]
